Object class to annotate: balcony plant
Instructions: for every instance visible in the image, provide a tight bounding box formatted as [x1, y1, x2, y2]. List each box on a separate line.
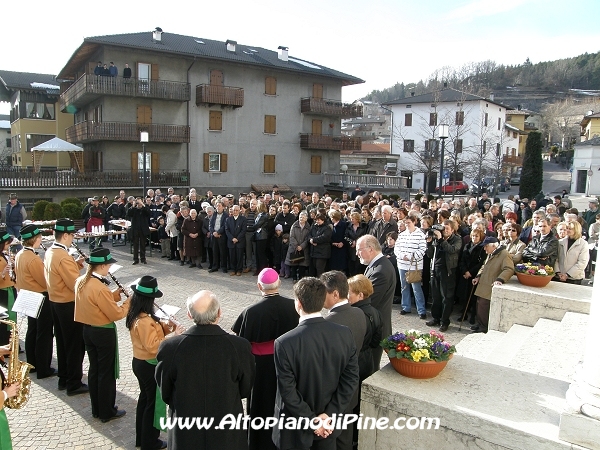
[514, 262, 555, 287]
[381, 330, 455, 379]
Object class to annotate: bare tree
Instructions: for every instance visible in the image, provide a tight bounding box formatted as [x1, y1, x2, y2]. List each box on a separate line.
[463, 110, 498, 197]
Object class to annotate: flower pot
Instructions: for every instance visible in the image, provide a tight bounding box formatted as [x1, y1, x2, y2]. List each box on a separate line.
[388, 355, 451, 379]
[515, 272, 554, 288]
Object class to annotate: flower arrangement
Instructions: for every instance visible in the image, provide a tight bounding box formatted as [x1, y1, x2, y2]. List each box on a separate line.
[380, 330, 456, 363]
[514, 262, 555, 277]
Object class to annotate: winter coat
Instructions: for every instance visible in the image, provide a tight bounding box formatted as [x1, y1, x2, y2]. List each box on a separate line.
[286, 220, 311, 267]
[522, 233, 559, 267]
[502, 238, 526, 264]
[181, 217, 203, 257]
[309, 222, 332, 259]
[554, 237, 589, 281]
[345, 222, 367, 263]
[474, 245, 514, 300]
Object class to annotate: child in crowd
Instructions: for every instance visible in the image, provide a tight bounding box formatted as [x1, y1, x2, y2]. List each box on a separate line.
[271, 225, 284, 274]
[280, 233, 291, 278]
[157, 216, 170, 258]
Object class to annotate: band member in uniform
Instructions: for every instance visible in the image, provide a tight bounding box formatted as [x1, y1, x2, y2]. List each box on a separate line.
[0, 233, 17, 346]
[15, 224, 56, 378]
[0, 344, 20, 450]
[126, 276, 181, 450]
[44, 218, 87, 395]
[75, 248, 129, 422]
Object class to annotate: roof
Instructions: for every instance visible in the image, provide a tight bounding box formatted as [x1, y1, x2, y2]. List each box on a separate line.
[344, 117, 386, 125]
[382, 87, 511, 109]
[581, 111, 600, 127]
[0, 70, 60, 102]
[57, 30, 364, 86]
[575, 136, 600, 147]
[506, 109, 538, 116]
[31, 137, 83, 152]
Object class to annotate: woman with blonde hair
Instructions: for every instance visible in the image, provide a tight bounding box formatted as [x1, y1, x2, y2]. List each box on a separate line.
[555, 220, 589, 285]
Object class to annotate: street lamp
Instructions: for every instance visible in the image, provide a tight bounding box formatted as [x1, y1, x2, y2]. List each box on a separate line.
[341, 164, 348, 189]
[140, 131, 149, 197]
[437, 124, 449, 197]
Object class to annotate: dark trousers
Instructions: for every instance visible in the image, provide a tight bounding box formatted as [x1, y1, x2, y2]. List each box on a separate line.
[25, 294, 54, 378]
[0, 288, 15, 346]
[132, 232, 147, 262]
[476, 297, 491, 332]
[430, 267, 456, 326]
[291, 265, 307, 281]
[132, 358, 161, 450]
[212, 236, 228, 269]
[229, 246, 244, 273]
[310, 258, 328, 277]
[255, 239, 268, 272]
[169, 236, 179, 259]
[205, 239, 214, 268]
[83, 325, 117, 420]
[51, 302, 84, 392]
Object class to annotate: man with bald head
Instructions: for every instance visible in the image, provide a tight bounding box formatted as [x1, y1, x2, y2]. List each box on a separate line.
[156, 290, 255, 450]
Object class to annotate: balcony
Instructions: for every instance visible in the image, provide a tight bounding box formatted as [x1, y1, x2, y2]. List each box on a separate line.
[66, 122, 190, 143]
[524, 122, 537, 131]
[300, 98, 363, 118]
[300, 134, 362, 151]
[60, 74, 191, 111]
[503, 155, 523, 165]
[0, 169, 189, 189]
[323, 173, 408, 190]
[196, 84, 244, 108]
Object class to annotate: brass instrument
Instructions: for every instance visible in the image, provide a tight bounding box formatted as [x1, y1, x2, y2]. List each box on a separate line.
[0, 319, 34, 409]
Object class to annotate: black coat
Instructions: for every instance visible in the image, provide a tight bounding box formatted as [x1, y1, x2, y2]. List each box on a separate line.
[156, 324, 255, 450]
[225, 214, 247, 249]
[522, 233, 559, 267]
[364, 256, 396, 341]
[352, 298, 382, 382]
[273, 318, 359, 450]
[126, 205, 150, 236]
[309, 222, 332, 259]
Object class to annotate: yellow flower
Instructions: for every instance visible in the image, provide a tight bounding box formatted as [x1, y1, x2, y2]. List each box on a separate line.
[421, 349, 430, 360]
[411, 350, 422, 362]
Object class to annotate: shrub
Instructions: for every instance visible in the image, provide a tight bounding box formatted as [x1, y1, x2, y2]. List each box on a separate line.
[61, 197, 83, 208]
[519, 131, 544, 200]
[32, 200, 50, 220]
[43, 203, 63, 220]
[61, 203, 83, 220]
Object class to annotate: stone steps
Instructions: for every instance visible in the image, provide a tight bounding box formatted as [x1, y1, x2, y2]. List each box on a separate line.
[484, 324, 533, 366]
[506, 318, 561, 375]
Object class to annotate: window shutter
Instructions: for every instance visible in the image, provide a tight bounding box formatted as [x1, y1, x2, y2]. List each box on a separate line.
[137, 106, 152, 124]
[456, 111, 464, 125]
[498, 117, 501, 130]
[203, 153, 209, 172]
[264, 155, 275, 173]
[312, 83, 323, 99]
[151, 153, 159, 173]
[484, 113, 488, 126]
[221, 153, 228, 172]
[405, 113, 412, 126]
[151, 64, 159, 81]
[265, 115, 276, 134]
[310, 155, 321, 174]
[429, 113, 437, 126]
[131, 152, 138, 175]
[209, 111, 222, 130]
[265, 77, 276, 95]
[455, 139, 463, 153]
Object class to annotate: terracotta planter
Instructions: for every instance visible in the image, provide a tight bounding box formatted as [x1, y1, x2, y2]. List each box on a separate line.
[515, 272, 554, 288]
[388, 355, 452, 379]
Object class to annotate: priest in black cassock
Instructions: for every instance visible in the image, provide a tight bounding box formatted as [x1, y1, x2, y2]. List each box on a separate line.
[232, 268, 299, 450]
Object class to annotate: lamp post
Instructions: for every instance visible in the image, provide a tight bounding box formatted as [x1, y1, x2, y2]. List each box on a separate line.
[437, 124, 449, 197]
[341, 164, 348, 190]
[140, 131, 149, 197]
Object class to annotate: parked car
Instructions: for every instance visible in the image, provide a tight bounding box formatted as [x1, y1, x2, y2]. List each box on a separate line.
[435, 181, 469, 195]
[510, 175, 521, 186]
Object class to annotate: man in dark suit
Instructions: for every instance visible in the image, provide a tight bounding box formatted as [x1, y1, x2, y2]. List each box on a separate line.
[273, 278, 359, 450]
[356, 235, 396, 369]
[156, 290, 255, 450]
[208, 200, 229, 273]
[225, 204, 247, 276]
[321, 271, 366, 450]
[126, 197, 150, 264]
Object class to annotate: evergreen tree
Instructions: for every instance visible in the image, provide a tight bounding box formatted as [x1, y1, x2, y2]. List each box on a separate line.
[519, 131, 544, 200]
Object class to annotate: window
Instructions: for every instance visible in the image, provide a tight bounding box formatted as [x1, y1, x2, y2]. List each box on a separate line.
[456, 111, 464, 126]
[264, 115, 276, 134]
[6, 138, 11, 148]
[312, 83, 323, 99]
[203, 153, 228, 172]
[498, 117, 501, 130]
[455, 139, 463, 153]
[94, 105, 102, 123]
[496, 143, 501, 156]
[137, 152, 152, 171]
[403, 139, 414, 152]
[264, 155, 276, 173]
[507, 115, 512, 121]
[26, 134, 54, 152]
[310, 155, 322, 174]
[484, 113, 488, 127]
[25, 102, 55, 120]
[424, 139, 439, 158]
[209, 111, 222, 130]
[429, 113, 437, 126]
[405, 113, 412, 126]
[513, 132, 518, 138]
[265, 77, 277, 95]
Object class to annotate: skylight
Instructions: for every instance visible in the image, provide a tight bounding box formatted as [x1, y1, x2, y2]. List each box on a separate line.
[247, 49, 258, 53]
[288, 58, 322, 70]
[30, 82, 59, 89]
[194, 39, 205, 44]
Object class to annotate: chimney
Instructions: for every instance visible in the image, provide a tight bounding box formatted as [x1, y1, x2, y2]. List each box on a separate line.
[411, 92, 415, 97]
[152, 27, 163, 42]
[490, 92, 494, 101]
[443, 82, 448, 88]
[226, 40, 237, 52]
[517, 104, 522, 111]
[587, 110, 594, 116]
[278, 46, 289, 61]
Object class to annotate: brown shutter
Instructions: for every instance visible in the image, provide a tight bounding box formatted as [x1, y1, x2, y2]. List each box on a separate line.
[405, 113, 412, 126]
[209, 111, 222, 130]
[131, 152, 138, 176]
[137, 106, 152, 124]
[203, 153, 209, 172]
[221, 153, 228, 172]
[210, 70, 223, 86]
[429, 113, 437, 126]
[484, 113, 488, 126]
[151, 64, 159, 81]
[310, 155, 321, 174]
[151, 153, 159, 173]
[264, 155, 275, 173]
[312, 119, 322, 135]
[264, 115, 276, 134]
[312, 83, 323, 99]
[265, 77, 276, 95]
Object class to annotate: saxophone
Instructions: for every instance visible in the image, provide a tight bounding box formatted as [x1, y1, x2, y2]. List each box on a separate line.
[0, 319, 34, 408]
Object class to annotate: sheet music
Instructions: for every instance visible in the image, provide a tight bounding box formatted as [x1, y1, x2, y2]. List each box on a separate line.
[154, 304, 180, 320]
[109, 264, 122, 274]
[12, 290, 45, 318]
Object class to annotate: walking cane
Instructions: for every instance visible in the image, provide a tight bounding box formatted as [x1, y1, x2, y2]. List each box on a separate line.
[458, 283, 476, 331]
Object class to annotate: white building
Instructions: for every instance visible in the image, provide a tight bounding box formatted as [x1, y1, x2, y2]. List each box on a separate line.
[571, 137, 600, 196]
[384, 88, 511, 191]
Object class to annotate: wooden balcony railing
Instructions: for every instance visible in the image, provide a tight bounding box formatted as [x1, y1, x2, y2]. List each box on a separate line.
[0, 169, 189, 189]
[323, 173, 408, 189]
[60, 74, 191, 111]
[195, 84, 244, 108]
[300, 98, 363, 118]
[503, 155, 523, 165]
[300, 134, 362, 151]
[66, 122, 190, 143]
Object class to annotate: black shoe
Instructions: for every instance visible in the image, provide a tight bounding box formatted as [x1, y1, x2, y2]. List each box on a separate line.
[470, 325, 480, 331]
[58, 384, 67, 391]
[167, 257, 175, 260]
[400, 310, 411, 315]
[180, 261, 185, 266]
[208, 268, 218, 273]
[161, 255, 168, 258]
[393, 296, 402, 304]
[419, 314, 427, 320]
[197, 264, 203, 269]
[101, 409, 126, 423]
[141, 260, 147, 264]
[155, 440, 167, 449]
[132, 260, 139, 265]
[67, 384, 89, 396]
[189, 264, 197, 268]
[222, 269, 228, 273]
[471, 328, 484, 334]
[425, 319, 440, 327]
[37, 368, 58, 379]
[439, 324, 449, 332]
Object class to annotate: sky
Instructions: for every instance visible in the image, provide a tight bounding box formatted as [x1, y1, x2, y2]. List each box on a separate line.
[1, 0, 600, 114]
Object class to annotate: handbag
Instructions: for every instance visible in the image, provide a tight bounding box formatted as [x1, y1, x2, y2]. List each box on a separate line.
[405, 254, 422, 284]
[289, 249, 305, 263]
